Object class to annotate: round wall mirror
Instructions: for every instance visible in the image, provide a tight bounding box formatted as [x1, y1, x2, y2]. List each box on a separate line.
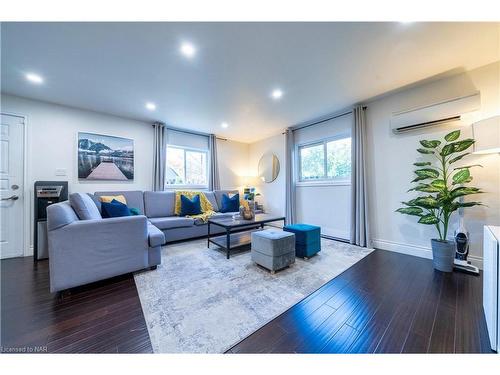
[258, 153, 280, 183]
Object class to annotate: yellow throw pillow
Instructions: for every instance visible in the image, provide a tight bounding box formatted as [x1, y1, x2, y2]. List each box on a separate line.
[99, 195, 127, 205]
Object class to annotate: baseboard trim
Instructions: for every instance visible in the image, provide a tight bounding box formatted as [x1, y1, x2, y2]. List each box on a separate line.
[372, 238, 483, 270]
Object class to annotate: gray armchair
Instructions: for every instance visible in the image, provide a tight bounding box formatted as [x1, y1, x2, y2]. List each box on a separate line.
[46, 198, 163, 293]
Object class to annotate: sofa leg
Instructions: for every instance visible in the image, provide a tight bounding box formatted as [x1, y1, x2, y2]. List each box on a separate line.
[150, 265, 158, 271]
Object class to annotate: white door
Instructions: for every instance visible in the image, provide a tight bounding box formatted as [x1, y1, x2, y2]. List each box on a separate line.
[0, 113, 25, 259]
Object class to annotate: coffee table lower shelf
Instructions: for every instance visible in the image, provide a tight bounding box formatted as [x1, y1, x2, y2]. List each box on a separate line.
[208, 229, 259, 253]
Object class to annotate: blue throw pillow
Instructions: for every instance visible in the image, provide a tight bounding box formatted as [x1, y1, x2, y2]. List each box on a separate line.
[101, 199, 132, 218]
[180, 194, 202, 216]
[220, 193, 239, 213]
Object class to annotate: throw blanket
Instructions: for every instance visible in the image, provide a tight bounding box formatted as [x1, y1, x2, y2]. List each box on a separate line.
[174, 191, 216, 223]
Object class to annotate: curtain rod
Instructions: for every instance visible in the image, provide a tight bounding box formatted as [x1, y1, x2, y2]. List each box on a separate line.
[282, 106, 367, 134]
[152, 123, 227, 139]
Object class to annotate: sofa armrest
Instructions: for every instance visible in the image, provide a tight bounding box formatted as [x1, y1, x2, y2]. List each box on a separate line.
[48, 215, 149, 292]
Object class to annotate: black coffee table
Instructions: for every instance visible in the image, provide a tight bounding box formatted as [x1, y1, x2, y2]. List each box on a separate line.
[207, 214, 286, 259]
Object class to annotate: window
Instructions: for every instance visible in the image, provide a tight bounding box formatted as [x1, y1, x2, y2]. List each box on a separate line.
[165, 145, 208, 187]
[298, 135, 351, 183]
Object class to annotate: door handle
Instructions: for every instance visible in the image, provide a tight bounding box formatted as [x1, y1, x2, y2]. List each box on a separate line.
[1, 195, 19, 201]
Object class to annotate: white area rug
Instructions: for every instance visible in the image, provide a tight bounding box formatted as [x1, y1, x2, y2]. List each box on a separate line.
[134, 237, 372, 353]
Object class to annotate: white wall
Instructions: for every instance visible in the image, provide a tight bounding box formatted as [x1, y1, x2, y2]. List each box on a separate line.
[366, 61, 500, 265]
[1, 94, 155, 254]
[248, 133, 286, 217]
[217, 138, 249, 190]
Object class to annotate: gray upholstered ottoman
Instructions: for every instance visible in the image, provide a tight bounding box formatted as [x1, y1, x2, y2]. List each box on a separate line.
[251, 230, 295, 274]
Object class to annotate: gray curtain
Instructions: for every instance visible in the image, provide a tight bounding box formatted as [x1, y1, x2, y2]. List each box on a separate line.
[350, 106, 370, 247]
[209, 134, 220, 190]
[285, 128, 296, 225]
[152, 122, 166, 191]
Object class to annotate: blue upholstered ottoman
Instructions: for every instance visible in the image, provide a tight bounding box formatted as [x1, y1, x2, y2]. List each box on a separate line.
[283, 224, 321, 259]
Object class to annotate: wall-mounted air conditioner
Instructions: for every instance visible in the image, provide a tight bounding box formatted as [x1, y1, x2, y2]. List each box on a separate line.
[390, 92, 481, 134]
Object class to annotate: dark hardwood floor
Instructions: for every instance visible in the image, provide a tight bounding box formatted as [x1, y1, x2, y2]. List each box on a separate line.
[1, 248, 491, 354]
[0, 257, 152, 353]
[228, 249, 492, 354]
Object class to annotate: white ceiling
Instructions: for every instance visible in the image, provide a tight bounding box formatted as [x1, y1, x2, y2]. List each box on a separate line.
[1, 22, 499, 143]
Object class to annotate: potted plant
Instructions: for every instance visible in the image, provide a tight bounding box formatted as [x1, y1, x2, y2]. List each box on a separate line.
[396, 129, 483, 272]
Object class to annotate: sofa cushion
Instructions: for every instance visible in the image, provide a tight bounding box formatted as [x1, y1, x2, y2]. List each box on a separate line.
[214, 190, 239, 210]
[101, 199, 132, 218]
[69, 192, 102, 220]
[95, 191, 145, 214]
[47, 201, 79, 231]
[204, 191, 219, 212]
[87, 193, 102, 213]
[144, 191, 176, 218]
[149, 216, 195, 230]
[148, 223, 165, 247]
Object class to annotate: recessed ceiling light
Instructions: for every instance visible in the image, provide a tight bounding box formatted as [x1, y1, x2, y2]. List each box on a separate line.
[180, 42, 196, 58]
[145, 102, 156, 111]
[25, 72, 44, 84]
[221, 122, 229, 129]
[271, 89, 283, 100]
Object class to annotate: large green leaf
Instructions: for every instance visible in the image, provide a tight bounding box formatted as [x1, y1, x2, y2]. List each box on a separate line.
[441, 143, 455, 156]
[453, 176, 473, 185]
[452, 139, 475, 153]
[410, 196, 440, 209]
[453, 164, 482, 170]
[452, 168, 470, 184]
[414, 168, 440, 179]
[430, 179, 446, 189]
[409, 184, 442, 193]
[420, 140, 441, 148]
[396, 207, 424, 216]
[411, 176, 431, 183]
[417, 148, 434, 154]
[450, 201, 483, 212]
[441, 139, 475, 156]
[450, 186, 481, 199]
[413, 162, 432, 167]
[448, 152, 470, 164]
[418, 214, 440, 225]
[444, 130, 460, 142]
[456, 201, 483, 208]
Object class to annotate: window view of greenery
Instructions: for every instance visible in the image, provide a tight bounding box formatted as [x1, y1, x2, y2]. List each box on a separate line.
[299, 143, 324, 180]
[327, 137, 351, 178]
[166, 146, 208, 186]
[299, 136, 351, 182]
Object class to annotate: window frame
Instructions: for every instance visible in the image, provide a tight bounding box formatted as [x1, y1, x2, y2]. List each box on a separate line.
[296, 133, 352, 187]
[165, 144, 210, 190]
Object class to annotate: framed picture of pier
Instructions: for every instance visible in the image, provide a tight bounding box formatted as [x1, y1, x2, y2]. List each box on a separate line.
[78, 132, 134, 181]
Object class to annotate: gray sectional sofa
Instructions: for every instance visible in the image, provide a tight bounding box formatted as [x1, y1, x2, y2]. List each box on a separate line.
[46, 189, 250, 292]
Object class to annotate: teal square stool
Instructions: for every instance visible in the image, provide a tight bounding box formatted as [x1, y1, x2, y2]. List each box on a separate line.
[283, 223, 321, 259]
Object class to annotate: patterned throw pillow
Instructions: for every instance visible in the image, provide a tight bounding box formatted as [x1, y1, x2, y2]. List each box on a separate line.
[99, 194, 127, 205]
